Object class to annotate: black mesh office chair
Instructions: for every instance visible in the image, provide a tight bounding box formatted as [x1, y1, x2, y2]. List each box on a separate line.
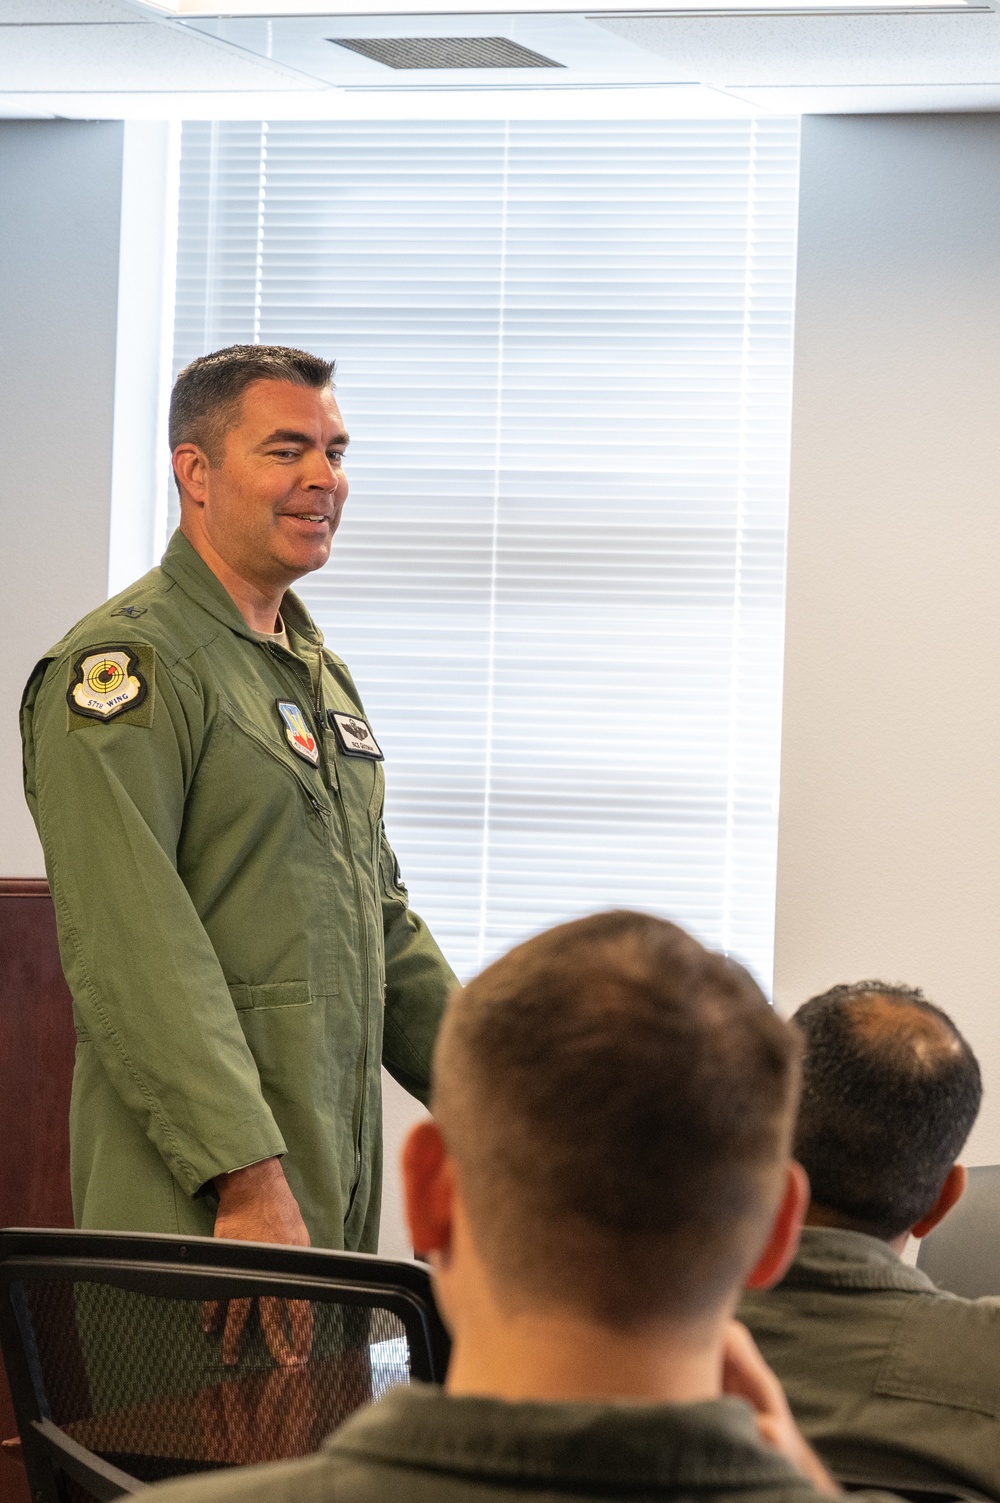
[840, 1479, 995, 1503]
[839, 1478, 995, 1503]
[0, 1228, 450, 1503]
[915, 1164, 1000, 1298]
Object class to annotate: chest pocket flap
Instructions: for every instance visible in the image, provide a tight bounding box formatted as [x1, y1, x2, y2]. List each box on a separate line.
[874, 1295, 1000, 1416]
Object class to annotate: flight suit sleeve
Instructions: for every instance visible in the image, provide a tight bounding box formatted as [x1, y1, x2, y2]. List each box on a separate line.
[21, 646, 287, 1198]
[377, 823, 458, 1106]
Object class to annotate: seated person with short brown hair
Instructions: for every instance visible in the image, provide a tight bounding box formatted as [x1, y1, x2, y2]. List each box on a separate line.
[148, 912, 875, 1503]
[741, 982, 997, 1500]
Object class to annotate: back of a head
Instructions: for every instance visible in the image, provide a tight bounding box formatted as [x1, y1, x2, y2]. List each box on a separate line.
[433, 911, 800, 1329]
[792, 983, 982, 1241]
[169, 344, 335, 465]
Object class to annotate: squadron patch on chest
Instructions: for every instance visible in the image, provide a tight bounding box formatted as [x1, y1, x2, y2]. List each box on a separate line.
[67, 648, 148, 722]
[277, 700, 320, 766]
[328, 710, 384, 761]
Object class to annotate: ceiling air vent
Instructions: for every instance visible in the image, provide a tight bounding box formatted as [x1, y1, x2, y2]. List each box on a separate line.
[328, 36, 564, 69]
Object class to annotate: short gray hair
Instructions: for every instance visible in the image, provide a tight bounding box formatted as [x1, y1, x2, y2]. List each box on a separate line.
[169, 344, 335, 463]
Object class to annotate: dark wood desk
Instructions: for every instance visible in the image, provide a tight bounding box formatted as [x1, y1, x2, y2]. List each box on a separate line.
[0, 879, 75, 1503]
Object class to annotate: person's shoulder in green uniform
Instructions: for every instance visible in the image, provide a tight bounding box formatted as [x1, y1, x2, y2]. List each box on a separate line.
[146, 911, 871, 1503]
[21, 540, 226, 806]
[740, 980, 998, 1500]
[24, 539, 219, 713]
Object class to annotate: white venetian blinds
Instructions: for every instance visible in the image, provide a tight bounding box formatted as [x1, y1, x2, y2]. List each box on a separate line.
[170, 117, 800, 987]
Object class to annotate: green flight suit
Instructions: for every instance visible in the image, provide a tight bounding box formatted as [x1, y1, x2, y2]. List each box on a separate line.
[740, 1227, 1000, 1500]
[130, 1382, 901, 1503]
[20, 529, 457, 1252]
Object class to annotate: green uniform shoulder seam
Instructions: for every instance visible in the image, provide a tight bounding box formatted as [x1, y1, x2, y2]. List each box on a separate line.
[39, 636, 204, 706]
[54, 576, 223, 677]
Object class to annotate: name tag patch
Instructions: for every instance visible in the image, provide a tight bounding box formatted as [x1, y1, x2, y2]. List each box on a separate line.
[328, 710, 384, 760]
[67, 648, 147, 721]
[277, 700, 320, 766]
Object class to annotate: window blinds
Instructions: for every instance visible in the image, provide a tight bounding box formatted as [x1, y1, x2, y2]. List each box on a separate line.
[170, 117, 799, 988]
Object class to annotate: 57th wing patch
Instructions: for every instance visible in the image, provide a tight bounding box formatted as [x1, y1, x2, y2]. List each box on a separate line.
[67, 646, 153, 727]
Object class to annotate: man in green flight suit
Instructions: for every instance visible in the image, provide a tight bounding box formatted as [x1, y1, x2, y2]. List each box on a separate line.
[740, 982, 998, 1501]
[20, 344, 458, 1271]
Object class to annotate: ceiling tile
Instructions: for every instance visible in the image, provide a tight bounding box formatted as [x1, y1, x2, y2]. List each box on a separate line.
[0, 0, 141, 20]
[595, 12, 1000, 86]
[0, 19, 326, 91]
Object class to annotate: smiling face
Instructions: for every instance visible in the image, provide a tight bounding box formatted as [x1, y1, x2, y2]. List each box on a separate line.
[175, 378, 350, 608]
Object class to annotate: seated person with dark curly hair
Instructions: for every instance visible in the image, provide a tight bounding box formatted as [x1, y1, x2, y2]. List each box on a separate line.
[741, 982, 998, 1501]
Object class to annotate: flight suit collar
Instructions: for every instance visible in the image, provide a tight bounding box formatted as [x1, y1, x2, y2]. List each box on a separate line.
[778, 1226, 938, 1294]
[160, 528, 324, 648]
[325, 1382, 811, 1493]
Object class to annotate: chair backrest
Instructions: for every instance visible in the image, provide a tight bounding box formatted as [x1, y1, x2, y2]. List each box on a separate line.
[839, 1476, 995, 1503]
[0, 1227, 450, 1502]
[915, 1164, 1000, 1298]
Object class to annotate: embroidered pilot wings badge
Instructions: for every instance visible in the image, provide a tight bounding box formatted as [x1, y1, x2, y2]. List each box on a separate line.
[328, 710, 384, 761]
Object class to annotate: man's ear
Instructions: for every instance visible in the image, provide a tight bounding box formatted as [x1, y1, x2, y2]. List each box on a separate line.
[172, 443, 210, 504]
[744, 1160, 810, 1291]
[911, 1164, 967, 1240]
[401, 1118, 454, 1260]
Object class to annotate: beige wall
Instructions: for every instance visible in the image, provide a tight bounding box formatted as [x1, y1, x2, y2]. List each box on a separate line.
[775, 113, 1000, 1165]
[0, 120, 177, 881]
[0, 120, 126, 878]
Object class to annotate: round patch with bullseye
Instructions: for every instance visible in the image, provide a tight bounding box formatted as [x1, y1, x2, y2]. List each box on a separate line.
[68, 647, 147, 721]
[87, 657, 126, 697]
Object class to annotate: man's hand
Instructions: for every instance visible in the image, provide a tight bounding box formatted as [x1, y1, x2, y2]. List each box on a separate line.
[204, 1158, 313, 1368]
[722, 1321, 840, 1497]
[213, 1157, 311, 1246]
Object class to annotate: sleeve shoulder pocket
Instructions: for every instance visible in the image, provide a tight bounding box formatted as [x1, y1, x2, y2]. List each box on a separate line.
[874, 1296, 1000, 1417]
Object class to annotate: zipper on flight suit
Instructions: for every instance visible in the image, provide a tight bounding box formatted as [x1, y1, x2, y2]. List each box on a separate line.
[319, 683, 372, 1218]
[231, 693, 329, 820]
[277, 640, 372, 1219]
